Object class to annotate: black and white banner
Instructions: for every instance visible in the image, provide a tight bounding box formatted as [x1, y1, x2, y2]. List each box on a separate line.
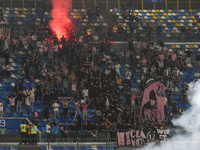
[117, 129, 170, 146]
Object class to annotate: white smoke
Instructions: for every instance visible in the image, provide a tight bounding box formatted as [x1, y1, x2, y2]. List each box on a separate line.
[142, 80, 200, 150]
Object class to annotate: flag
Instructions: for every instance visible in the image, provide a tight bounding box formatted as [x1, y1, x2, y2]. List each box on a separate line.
[140, 78, 167, 121]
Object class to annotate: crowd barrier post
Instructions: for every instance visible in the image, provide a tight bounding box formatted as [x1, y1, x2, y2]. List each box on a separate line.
[177, 0, 179, 10]
[22, 0, 24, 8]
[106, 0, 108, 11]
[165, 0, 167, 10]
[94, 0, 96, 7]
[35, 1, 37, 9]
[10, 0, 12, 8]
[118, 0, 120, 9]
[142, 0, 144, 10]
[189, 0, 191, 9]
[82, 0, 85, 9]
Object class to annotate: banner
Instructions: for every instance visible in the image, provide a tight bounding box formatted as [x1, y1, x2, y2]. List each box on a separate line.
[117, 129, 170, 146]
[140, 79, 167, 121]
[145, 0, 164, 3]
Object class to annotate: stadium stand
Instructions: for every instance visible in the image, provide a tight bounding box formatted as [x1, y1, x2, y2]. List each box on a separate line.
[0, 0, 200, 149]
[110, 9, 200, 39]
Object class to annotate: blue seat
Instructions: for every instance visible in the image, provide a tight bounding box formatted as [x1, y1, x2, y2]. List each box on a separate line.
[1, 100, 6, 104]
[18, 113, 23, 117]
[68, 118, 73, 122]
[2, 83, 7, 86]
[107, 145, 114, 149]
[57, 146, 64, 150]
[88, 109, 92, 113]
[37, 108, 42, 113]
[149, 16, 153, 19]
[35, 100, 41, 104]
[67, 146, 75, 150]
[66, 122, 70, 126]
[10, 10, 14, 14]
[38, 122, 43, 127]
[80, 145, 87, 150]
[69, 104, 74, 108]
[52, 146, 58, 150]
[71, 100, 76, 104]
[89, 118, 95, 122]
[97, 145, 104, 150]
[23, 113, 29, 117]
[2, 95, 6, 99]
[14, 113, 18, 117]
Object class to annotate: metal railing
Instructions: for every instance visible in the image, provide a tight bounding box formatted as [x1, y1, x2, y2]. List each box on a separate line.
[0, 138, 117, 150]
[0, 137, 162, 149]
[1, 0, 200, 10]
[112, 32, 200, 42]
[0, 127, 171, 149]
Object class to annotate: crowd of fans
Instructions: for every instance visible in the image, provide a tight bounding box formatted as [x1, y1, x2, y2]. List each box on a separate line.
[0, 14, 194, 141]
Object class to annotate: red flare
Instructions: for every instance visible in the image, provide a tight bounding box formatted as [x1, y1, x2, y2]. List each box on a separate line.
[49, 0, 73, 40]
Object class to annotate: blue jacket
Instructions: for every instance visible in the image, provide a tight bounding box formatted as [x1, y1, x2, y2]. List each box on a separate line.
[52, 126, 60, 135]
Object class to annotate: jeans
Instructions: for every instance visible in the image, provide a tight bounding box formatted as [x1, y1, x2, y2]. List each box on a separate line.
[11, 106, 15, 113]
[167, 80, 173, 89]
[72, 90, 78, 100]
[0, 57, 5, 66]
[26, 105, 30, 113]
[29, 66, 35, 77]
[119, 57, 125, 64]
[92, 51, 96, 58]
[136, 105, 140, 115]
[74, 109, 81, 119]
[83, 110, 87, 119]
[186, 57, 191, 65]
[54, 111, 59, 118]
[48, 51, 53, 60]
[126, 79, 132, 87]
[16, 101, 22, 112]
[116, 70, 121, 76]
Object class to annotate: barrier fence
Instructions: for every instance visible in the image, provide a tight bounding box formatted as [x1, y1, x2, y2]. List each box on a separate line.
[1, 0, 200, 10]
[112, 32, 200, 42]
[0, 128, 170, 149]
[0, 139, 117, 150]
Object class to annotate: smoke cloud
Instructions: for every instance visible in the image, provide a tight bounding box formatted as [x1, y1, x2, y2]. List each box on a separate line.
[142, 80, 200, 150]
[49, 0, 73, 39]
